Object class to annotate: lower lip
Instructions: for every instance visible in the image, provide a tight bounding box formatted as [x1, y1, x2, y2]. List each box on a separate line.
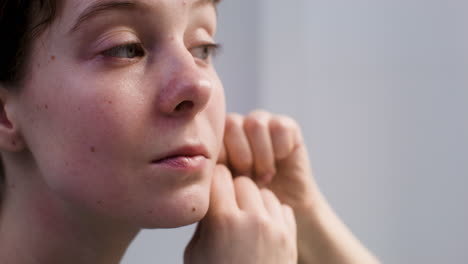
[151, 155, 207, 170]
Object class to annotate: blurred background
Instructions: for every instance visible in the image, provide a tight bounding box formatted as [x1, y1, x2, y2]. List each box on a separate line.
[122, 0, 468, 263]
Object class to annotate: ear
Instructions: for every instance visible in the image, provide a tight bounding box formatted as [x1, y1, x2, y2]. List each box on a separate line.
[0, 86, 25, 152]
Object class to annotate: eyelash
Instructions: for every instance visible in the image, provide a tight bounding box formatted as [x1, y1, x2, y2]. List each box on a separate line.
[102, 43, 145, 59]
[101, 42, 221, 62]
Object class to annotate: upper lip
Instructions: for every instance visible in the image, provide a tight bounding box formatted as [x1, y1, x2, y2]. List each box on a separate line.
[152, 144, 210, 163]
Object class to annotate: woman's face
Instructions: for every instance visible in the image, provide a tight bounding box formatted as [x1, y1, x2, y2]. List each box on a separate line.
[14, 0, 225, 228]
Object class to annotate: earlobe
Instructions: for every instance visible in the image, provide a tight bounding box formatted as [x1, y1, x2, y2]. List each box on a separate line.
[0, 87, 25, 152]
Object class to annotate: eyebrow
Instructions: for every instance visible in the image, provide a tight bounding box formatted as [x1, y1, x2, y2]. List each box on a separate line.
[69, 0, 220, 34]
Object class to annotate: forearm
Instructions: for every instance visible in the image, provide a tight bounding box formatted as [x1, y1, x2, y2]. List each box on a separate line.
[295, 192, 380, 264]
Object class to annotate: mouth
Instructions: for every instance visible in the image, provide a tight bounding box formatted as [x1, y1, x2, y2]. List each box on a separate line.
[151, 145, 210, 170]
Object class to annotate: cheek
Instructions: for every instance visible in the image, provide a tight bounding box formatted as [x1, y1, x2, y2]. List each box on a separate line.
[17, 74, 143, 205]
[210, 82, 226, 152]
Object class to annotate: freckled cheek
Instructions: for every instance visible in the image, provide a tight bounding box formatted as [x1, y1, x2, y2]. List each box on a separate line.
[26, 94, 132, 175]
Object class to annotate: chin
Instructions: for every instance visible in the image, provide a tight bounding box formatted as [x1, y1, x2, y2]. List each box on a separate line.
[139, 184, 211, 229]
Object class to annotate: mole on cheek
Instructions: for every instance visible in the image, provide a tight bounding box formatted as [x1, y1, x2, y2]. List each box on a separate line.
[50, 55, 56, 61]
[44, 104, 48, 110]
[192, 207, 196, 212]
[90, 146, 96, 152]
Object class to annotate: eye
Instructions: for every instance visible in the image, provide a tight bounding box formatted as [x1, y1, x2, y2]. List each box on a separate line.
[102, 43, 145, 58]
[190, 43, 220, 61]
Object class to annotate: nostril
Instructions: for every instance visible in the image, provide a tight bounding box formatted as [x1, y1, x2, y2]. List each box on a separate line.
[174, 100, 194, 112]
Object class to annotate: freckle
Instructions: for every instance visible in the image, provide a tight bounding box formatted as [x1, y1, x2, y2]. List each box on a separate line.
[50, 55, 55, 61]
[44, 104, 48, 109]
[90, 146, 96, 152]
[107, 100, 112, 104]
[148, 210, 153, 214]
[97, 200, 103, 205]
[192, 207, 196, 212]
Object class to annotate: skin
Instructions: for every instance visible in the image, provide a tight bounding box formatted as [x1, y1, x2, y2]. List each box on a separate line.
[184, 166, 297, 264]
[0, 0, 378, 263]
[220, 111, 381, 263]
[0, 0, 297, 263]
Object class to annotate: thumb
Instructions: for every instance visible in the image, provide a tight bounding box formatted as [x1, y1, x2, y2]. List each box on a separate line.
[216, 142, 228, 165]
[206, 165, 237, 218]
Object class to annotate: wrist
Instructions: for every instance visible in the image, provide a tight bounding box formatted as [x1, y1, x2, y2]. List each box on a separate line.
[294, 192, 380, 264]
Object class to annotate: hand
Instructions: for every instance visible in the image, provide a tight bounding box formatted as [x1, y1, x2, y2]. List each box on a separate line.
[184, 165, 297, 264]
[219, 111, 380, 264]
[219, 110, 318, 211]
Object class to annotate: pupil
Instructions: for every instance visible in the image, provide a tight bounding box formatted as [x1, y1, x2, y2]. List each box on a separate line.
[128, 46, 135, 57]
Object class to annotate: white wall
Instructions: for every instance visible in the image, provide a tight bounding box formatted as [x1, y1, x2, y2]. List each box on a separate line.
[123, 1, 468, 263]
[259, 1, 468, 263]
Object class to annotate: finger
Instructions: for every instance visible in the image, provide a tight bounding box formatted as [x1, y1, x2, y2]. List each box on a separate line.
[217, 141, 228, 165]
[243, 110, 276, 183]
[282, 204, 297, 238]
[224, 113, 253, 175]
[233, 176, 267, 214]
[206, 165, 238, 218]
[269, 115, 298, 161]
[260, 188, 284, 221]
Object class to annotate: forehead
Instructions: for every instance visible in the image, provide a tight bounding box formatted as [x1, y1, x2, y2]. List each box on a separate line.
[67, 0, 219, 14]
[60, 0, 219, 33]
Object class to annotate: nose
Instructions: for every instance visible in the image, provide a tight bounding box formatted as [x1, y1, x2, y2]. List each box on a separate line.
[156, 52, 213, 118]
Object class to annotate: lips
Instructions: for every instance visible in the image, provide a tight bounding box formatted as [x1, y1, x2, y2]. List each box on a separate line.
[151, 145, 210, 170]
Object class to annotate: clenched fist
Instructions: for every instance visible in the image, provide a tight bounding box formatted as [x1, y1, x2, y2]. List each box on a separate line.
[184, 165, 297, 264]
[219, 110, 319, 211]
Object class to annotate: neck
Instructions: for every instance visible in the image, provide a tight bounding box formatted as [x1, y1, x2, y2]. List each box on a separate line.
[0, 155, 139, 264]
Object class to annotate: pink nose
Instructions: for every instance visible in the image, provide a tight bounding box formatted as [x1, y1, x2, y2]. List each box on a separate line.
[157, 71, 213, 117]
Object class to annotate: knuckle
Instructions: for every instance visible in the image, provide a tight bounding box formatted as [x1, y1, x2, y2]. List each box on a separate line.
[211, 210, 240, 229]
[244, 112, 269, 133]
[215, 164, 232, 178]
[278, 229, 289, 248]
[248, 109, 271, 118]
[260, 188, 276, 201]
[259, 187, 272, 196]
[271, 115, 298, 132]
[233, 175, 255, 187]
[225, 113, 244, 131]
[249, 213, 270, 231]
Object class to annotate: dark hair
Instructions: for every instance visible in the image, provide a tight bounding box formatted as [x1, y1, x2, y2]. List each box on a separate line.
[0, 0, 58, 196]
